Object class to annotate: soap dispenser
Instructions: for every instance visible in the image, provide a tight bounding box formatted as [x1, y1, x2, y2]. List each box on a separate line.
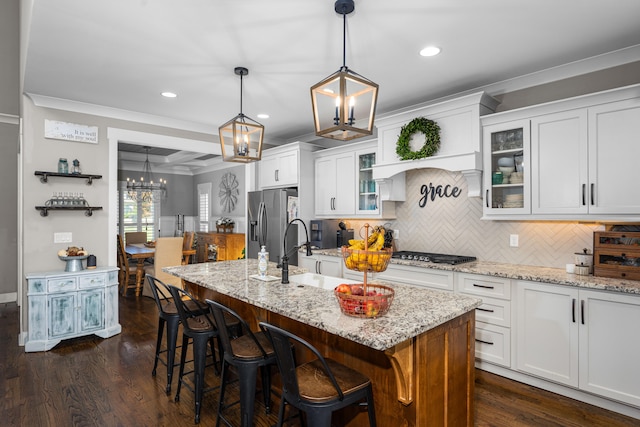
[258, 245, 269, 278]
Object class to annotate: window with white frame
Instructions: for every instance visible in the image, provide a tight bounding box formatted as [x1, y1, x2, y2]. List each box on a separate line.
[197, 182, 211, 232]
[117, 181, 161, 241]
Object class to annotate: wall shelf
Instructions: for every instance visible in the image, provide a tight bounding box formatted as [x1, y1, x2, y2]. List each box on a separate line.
[35, 206, 103, 217]
[35, 171, 102, 185]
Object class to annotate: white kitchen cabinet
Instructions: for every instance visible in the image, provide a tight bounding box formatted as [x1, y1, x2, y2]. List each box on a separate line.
[483, 84, 640, 220]
[531, 109, 588, 214]
[578, 289, 640, 407]
[377, 263, 454, 292]
[482, 119, 530, 216]
[314, 152, 355, 216]
[25, 267, 121, 352]
[456, 273, 512, 367]
[259, 148, 298, 188]
[587, 98, 640, 214]
[299, 253, 343, 277]
[515, 281, 640, 407]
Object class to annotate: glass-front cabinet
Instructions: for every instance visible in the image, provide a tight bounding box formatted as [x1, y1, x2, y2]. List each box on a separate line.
[483, 120, 530, 216]
[356, 151, 378, 215]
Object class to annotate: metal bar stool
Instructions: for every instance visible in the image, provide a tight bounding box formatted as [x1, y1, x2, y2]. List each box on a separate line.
[167, 285, 224, 424]
[206, 299, 277, 427]
[260, 322, 377, 427]
[147, 275, 208, 394]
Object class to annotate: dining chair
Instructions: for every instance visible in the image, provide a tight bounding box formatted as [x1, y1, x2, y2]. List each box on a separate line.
[259, 322, 377, 427]
[206, 299, 276, 427]
[117, 234, 138, 296]
[143, 237, 183, 298]
[125, 231, 147, 245]
[182, 231, 196, 265]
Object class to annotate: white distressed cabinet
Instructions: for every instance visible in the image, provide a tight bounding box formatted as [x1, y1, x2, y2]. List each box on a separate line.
[25, 267, 121, 352]
[515, 280, 640, 408]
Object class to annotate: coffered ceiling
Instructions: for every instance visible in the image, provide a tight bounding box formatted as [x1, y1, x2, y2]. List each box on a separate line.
[23, 0, 640, 170]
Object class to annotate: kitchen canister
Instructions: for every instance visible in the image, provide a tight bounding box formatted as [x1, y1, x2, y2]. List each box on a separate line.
[574, 248, 593, 274]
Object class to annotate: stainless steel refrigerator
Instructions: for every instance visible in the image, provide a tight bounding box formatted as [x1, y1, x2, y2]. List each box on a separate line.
[247, 188, 298, 266]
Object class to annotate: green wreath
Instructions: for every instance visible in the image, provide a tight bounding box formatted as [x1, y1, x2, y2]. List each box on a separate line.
[396, 117, 441, 160]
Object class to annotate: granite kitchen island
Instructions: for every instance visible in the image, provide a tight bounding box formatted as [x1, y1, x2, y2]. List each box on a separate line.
[166, 259, 481, 426]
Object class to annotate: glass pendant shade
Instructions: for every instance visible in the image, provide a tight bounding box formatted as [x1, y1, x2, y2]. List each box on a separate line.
[311, 67, 378, 141]
[219, 113, 263, 162]
[219, 67, 264, 162]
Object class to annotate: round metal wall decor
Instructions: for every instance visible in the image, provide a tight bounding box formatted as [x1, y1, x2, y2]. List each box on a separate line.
[219, 172, 239, 213]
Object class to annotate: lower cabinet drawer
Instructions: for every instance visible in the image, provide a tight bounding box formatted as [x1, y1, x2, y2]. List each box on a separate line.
[79, 274, 106, 289]
[47, 277, 77, 293]
[474, 296, 511, 328]
[475, 322, 511, 368]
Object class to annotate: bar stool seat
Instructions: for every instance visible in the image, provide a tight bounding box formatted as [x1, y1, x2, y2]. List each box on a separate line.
[206, 299, 277, 427]
[260, 321, 377, 427]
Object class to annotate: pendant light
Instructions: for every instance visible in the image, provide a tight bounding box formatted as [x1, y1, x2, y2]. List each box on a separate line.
[219, 67, 264, 162]
[310, 0, 378, 141]
[126, 146, 167, 203]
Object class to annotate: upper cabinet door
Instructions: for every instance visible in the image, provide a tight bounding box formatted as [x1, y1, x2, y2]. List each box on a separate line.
[588, 98, 640, 214]
[482, 119, 531, 216]
[531, 109, 588, 214]
[259, 149, 299, 189]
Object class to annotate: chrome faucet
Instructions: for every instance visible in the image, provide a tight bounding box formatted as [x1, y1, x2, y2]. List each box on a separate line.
[279, 218, 312, 284]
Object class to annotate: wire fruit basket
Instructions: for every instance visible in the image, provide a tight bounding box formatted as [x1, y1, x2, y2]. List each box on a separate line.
[335, 224, 395, 318]
[334, 283, 394, 318]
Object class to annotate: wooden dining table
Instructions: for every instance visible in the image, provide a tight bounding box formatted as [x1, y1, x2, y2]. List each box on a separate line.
[124, 243, 155, 296]
[125, 243, 198, 296]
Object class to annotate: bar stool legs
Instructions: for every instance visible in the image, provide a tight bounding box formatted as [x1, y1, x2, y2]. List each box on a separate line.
[151, 315, 180, 394]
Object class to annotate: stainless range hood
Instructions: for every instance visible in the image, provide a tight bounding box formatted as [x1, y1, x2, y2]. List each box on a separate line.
[371, 92, 498, 200]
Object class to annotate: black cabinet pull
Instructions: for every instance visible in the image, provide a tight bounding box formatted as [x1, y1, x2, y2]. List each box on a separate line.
[476, 307, 495, 313]
[590, 183, 594, 205]
[581, 299, 585, 325]
[473, 283, 495, 289]
[582, 184, 586, 206]
[475, 338, 494, 345]
[486, 189, 489, 208]
[572, 298, 576, 323]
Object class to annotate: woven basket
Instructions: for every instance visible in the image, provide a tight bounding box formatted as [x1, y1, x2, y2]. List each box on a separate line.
[334, 283, 395, 318]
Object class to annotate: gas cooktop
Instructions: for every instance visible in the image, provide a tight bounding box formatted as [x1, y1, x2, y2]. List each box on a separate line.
[391, 251, 477, 265]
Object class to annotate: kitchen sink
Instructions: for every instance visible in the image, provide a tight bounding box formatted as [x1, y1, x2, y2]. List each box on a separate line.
[288, 273, 358, 290]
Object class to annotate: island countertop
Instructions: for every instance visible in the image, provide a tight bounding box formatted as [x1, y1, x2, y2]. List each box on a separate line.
[164, 259, 481, 351]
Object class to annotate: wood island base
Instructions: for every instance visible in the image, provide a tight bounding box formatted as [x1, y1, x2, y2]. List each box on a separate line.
[186, 282, 476, 427]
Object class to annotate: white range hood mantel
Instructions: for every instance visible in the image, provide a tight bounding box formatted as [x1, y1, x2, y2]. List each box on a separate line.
[373, 151, 483, 197]
[372, 91, 498, 200]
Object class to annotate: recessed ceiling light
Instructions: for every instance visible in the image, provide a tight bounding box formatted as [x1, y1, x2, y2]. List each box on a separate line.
[420, 46, 441, 57]
[257, 113, 269, 119]
[161, 92, 177, 98]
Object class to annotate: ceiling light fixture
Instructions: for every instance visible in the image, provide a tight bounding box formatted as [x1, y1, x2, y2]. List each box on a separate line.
[161, 91, 177, 98]
[420, 46, 441, 57]
[218, 67, 264, 163]
[126, 146, 167, 203]
[310, 0, 378, 141]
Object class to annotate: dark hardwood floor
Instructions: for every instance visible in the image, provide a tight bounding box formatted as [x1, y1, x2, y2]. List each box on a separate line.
[1, 296, 638, 426]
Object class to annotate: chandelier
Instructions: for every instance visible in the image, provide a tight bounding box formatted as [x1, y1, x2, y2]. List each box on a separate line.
[126, 147, 167, 203]
[218, 66, 264, 162]
[310, 0, 378, 141]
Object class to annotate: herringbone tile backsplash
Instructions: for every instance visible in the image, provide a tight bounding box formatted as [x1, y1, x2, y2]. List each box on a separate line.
[349, 169, 603, 269]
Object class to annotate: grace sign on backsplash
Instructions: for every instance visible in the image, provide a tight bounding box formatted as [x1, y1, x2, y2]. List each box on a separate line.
[419, 182, 462, 207]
